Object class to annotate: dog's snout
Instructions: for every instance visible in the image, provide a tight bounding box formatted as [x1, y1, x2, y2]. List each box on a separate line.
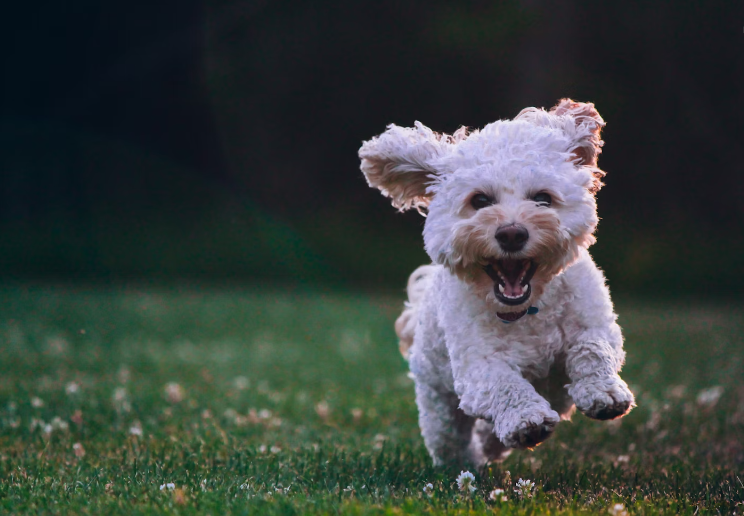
[495, 225, 529, 252]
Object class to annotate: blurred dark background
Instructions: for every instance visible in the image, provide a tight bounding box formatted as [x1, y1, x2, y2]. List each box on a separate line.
[1, 0, 742, 295]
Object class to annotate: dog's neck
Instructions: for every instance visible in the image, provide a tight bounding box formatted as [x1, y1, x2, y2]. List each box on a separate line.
[497, 306, 539, 323]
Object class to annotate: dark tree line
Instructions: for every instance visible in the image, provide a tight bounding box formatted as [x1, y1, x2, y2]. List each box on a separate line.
[1, 0, 742, 287]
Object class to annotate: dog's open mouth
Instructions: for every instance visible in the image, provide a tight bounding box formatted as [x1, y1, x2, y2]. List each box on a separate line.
[484, 259, 538, 306]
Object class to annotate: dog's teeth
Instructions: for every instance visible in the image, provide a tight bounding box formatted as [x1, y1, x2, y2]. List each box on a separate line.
[498, 284, 505, 293]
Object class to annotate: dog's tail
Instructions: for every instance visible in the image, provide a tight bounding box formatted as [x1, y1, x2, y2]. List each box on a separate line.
[394, 264, 439, 360]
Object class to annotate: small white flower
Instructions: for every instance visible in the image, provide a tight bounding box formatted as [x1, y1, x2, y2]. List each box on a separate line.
[274, 484, 291, 495]
[164, 382, 185, 404]
[373, 434, 387, 450]
[514, 478, 535, 498]
[239, 483, 250, 490]
[609, 503, 628, 516]
[129, 422, 143, 436]
[270, 445, 281, 454]
[73, 442, 85, 458]
[315, 401, 330, 419]
[268, 417, 282, 428]
[696, 386, 724, 408]
[258, 444, 268, 453]
[42, 424, 53, 435]
[65, 382, 80, 395]
[456, 471, 476, 493]
[112, 388, 131, 413]
[667, 385, 686, 399]
[51, 416, 69, 431]
[31, 397, 44, 408]
[160, 483, 175, 491]
[423, 483, 434, 496]
[200, 479, 208, 492]
[233, 376, 250, 390]
[489, 488, 506, 501]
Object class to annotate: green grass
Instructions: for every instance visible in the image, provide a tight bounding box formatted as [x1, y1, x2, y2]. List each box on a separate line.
[0, 286, 742, 515]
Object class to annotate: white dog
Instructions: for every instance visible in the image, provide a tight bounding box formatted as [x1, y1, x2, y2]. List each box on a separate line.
[359, 99, 635, 466]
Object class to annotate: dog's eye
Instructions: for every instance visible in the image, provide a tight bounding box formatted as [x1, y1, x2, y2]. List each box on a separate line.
[533, 192, 552, 206]
[470, 193, 494, 210]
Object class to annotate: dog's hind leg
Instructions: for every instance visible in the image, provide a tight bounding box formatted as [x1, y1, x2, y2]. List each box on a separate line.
[468, 419, 511, 466]
[415, 382, 474, 466]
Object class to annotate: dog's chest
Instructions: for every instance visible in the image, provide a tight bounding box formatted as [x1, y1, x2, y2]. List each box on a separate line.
[439, 273, 571, 379]
[488, 307, 567, 378]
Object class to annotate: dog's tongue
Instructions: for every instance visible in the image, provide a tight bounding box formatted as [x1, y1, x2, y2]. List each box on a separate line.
[499, 259, 529, 297]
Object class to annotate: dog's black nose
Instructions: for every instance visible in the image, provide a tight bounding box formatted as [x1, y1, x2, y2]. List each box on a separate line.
[495, 225, 529, 252]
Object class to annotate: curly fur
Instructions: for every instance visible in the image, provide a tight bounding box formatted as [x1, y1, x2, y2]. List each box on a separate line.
[359, 99, 635, 466]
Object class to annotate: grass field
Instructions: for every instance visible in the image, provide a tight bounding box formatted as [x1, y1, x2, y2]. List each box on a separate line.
[0, 285, 742, 515]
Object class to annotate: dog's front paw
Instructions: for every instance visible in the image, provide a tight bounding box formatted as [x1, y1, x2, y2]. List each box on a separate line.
[498, 406, 560, 449]
[570, 375, 635, 420]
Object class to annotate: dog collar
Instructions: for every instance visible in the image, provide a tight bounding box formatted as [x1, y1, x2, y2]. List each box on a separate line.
[497, 306, 538, 323]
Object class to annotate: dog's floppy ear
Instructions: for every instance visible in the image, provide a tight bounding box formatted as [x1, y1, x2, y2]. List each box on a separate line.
[359, 122, 457, 212]
[517, 98, 606, 193]
[549, 99, 605, 169]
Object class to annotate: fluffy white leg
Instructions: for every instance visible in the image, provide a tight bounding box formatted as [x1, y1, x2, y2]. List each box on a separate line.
[488, 380, 561, 449]
[451, 352, 561, 450]
[415, 382, 475, 466]
[566, 339, 635, 420]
